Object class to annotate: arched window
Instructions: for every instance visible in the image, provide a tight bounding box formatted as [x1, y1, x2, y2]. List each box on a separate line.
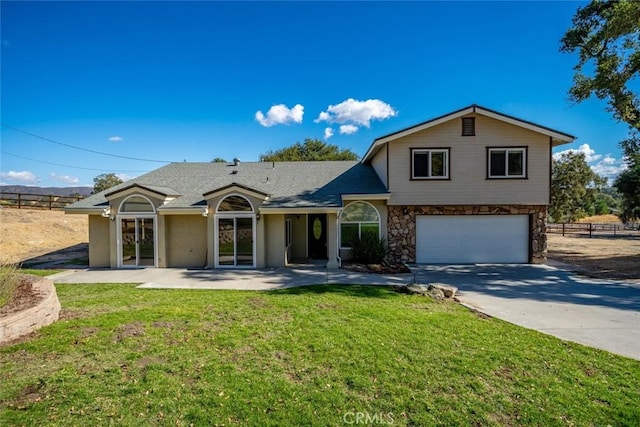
[217, 195, 253, 212]
[119, 195, 155, 213]
[340, 201, 380, 248]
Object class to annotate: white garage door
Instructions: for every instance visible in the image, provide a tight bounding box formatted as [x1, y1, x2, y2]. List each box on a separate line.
[416, 215, 529, 264]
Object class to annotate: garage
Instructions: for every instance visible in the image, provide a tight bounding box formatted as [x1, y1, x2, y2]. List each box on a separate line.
[415, 215, 529, 263]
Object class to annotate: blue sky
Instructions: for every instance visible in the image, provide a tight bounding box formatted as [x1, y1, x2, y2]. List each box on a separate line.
[0, 1, 630, 188]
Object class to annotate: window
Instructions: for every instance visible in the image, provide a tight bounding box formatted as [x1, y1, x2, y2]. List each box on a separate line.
[462, 117, 475, 136]
[488, 147, 527, 178]
[217, 195, 253, 212]
[120, 195, 155, 213]
[411, 148, 449, 179]
[340, 201, 380, 248]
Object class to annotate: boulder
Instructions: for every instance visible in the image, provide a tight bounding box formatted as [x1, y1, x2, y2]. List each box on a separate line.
[395, 282, 457, 300]
[428, 283, 458, 299]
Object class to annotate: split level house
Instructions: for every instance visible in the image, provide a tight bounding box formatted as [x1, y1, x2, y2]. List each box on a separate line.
[66, 105, 576, 269]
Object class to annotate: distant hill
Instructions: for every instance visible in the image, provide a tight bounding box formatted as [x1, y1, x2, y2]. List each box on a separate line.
[0, 185, 93, 197]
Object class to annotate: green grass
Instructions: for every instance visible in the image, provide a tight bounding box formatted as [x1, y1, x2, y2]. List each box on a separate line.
[1, 284, 639, 426]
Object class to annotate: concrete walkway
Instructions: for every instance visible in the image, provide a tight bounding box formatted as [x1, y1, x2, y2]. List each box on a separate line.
[51, 264, 640, 360]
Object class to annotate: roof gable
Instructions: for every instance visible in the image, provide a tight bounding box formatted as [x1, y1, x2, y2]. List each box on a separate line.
[362, 104, 576, 163]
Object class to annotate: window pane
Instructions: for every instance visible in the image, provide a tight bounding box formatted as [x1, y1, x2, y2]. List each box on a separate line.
[218, 195, 252, 212]
[341, 202, 379, 222]
[431, 151, 446, 177]
[361, 223, 379, 237]
[508, 151, 524, 176]
[121, 196, 154, 212]
[341, 223, 358, 247]
[413, 152, 429, 178]
[218, 218, 234, 265]
[236, 218, 253, 266]
[490, 151, 506, 176]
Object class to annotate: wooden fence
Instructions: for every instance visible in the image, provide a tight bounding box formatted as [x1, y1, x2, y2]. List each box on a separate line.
[0, 192, 85, 210]
[546, 222, 621, 238]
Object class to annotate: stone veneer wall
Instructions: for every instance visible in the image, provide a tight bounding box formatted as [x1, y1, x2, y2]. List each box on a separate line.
[387, 205, 547, 264]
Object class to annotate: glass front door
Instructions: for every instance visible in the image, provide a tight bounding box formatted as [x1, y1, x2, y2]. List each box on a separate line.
[120, 217, 156, 267]
[217, 217, 254, 267]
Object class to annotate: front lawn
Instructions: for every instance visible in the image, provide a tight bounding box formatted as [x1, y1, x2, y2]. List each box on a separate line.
[1, 284, 639, 426]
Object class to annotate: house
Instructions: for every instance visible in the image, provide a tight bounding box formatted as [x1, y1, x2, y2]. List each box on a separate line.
[66, 104, 575, 268]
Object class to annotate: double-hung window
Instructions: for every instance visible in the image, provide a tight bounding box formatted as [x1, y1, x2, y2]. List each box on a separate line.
[411, 148, 449, 179]
[488, 147, 527, 178]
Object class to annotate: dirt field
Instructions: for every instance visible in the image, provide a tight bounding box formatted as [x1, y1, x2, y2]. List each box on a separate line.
[0, 208, 88, 265]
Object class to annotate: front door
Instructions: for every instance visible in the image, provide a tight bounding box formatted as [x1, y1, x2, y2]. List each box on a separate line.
[307, 214, 327, 259]
[120, 217, 156, 267]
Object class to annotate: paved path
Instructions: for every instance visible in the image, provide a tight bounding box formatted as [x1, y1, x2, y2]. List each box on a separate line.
[51, 264, 640, 360]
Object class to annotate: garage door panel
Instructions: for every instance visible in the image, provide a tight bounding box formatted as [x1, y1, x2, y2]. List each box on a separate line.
[416, 215, 529, 263]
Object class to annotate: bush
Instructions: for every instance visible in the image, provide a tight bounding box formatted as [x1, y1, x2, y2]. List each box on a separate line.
[0, 262, 20, 308]
[349, 232, 388, 264]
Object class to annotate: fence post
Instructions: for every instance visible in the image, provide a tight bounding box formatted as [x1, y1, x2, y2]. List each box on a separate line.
[18, 193, 21, 209]
[562, 223, 565, 237]
[49, 195, 53, 210]
[589, 223, 592, 238]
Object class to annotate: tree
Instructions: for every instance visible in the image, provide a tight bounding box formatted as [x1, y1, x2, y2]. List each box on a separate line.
[560, 1, 640, 131]
[260, 138, 358, 162]
[615, 138, 640, 221]
[550, 152, 606, 222]
[92, 173, 123, 194]
[561, 1, 640, 221]
[211, 157, 227, 163]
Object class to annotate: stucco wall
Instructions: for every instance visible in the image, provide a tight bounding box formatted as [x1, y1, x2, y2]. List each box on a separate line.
[165, 215, 207, 267]
[88, 215, 110, 267]
[264, 214, 286, 267]
[386, 114, 551, 206]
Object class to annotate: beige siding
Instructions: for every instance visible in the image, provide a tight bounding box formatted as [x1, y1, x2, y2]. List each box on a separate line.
[387, 114, 551, 205]
[88, 215, 110, 267]
[370, 146, 388, 188]
[165, 215, 207, 267]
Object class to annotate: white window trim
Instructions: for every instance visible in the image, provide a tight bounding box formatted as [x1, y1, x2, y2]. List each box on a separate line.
[411, 148, 449, 179]
[488, 147, 527, 178]
[339, 201, 381, 249]
[116, 215, 158, 268]
[118, 194, 156, 214]
[214, 194, 257, 269]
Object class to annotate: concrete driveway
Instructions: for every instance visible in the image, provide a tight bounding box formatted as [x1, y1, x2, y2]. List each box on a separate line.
[411, 264, 640, 360]
[51, 264, 640, 360]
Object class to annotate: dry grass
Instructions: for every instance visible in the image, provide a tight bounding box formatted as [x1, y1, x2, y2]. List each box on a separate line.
[0, 263, 20, 308]
[0, 209, 87, 264]
[576, 214, 622, 224]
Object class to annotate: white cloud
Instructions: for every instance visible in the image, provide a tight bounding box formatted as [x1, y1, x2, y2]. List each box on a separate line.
[554, 143, 627, 181]
[0, 170, 40, 185]
[339, 124, 359, 135]
[108, 136, 123, 142]
[116, 173, 135, 182]
[315, 98, 397, 127]
[50, 173, 79, 185]
[255, 104, 304, 127]
[324, 127, 334, 140]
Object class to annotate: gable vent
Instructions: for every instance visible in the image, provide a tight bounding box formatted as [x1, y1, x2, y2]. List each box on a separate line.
[462, 117, 475, 136]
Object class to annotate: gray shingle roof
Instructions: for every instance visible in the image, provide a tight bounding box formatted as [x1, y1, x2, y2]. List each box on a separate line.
[67, 161, 388, 211]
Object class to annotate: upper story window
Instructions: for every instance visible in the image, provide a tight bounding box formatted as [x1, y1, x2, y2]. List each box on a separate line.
[488, 147, 527, 178]
[462, 117, 475, 136]
[119, 195, 155, 213]
[411, 148, 449, 180]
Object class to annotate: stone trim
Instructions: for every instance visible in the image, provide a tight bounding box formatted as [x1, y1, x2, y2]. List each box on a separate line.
[387, 205, 547, 264]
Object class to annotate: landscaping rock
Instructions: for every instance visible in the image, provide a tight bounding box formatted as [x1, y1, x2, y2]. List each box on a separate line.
[395, 282, 456, 300]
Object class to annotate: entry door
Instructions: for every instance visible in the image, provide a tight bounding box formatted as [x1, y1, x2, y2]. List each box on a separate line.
[217, 217, 255, 267]
[307, 214, 327, 259]
[120, 217, 156, 267]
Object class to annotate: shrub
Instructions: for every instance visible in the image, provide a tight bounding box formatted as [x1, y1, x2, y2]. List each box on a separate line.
[349, 232, 389, 264]
[0, 262, 20, 308]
